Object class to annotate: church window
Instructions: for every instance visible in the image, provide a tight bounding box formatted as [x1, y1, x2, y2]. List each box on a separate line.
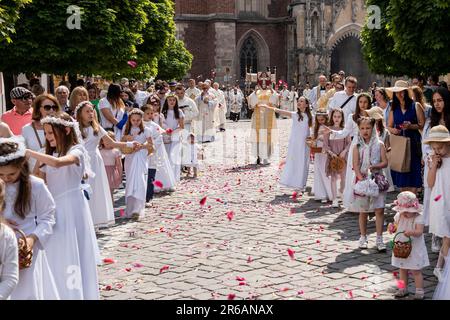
[240, 37, 258, 79]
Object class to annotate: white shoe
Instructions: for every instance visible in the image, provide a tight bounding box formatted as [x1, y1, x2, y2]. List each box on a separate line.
[358, 236, 368, 249]
[332, 199, 339, 208]
[434, 268, 443, 282]
[376, 239, 387, 252]
[321, 199, 328, 204]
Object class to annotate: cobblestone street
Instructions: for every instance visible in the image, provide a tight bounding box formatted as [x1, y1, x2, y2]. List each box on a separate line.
[98, 118, 438, 300]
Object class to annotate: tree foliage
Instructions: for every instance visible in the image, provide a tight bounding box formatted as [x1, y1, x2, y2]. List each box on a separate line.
[361, 0, 450, 76]
[0, 0, 31, 43]
[0, 0, 190, 80]
[156, 35, 193, 80]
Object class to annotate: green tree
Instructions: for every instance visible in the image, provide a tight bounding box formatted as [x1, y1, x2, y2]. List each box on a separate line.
[0, 0, 183, 79]
[361, 0, 450, 76]
[0, 0, 31, 43]
[156, 36, 193, 80]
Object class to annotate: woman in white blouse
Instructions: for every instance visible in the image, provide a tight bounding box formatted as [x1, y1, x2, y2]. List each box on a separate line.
[21, 94, 60, 171]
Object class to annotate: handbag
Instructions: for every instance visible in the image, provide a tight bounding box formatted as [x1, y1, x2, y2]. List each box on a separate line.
[373, 172, 390, 192]
[353, 177, 380, 198]
[387, 132, 411, 173]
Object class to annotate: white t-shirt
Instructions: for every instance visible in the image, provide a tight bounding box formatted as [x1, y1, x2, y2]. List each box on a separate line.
[98, 98, 124, 129]
[328, 90, 356, 122]
[22, 123, 46, 170]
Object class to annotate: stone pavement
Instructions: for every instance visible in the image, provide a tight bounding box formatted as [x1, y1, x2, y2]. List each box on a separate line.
[98, 118, 438, 300]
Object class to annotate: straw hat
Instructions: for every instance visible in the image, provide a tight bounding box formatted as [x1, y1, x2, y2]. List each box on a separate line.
[393, 191, 423, 214]
[423, 125, 450, 144]
[365, 106, 384, 120]
[386, 80, 413, 99]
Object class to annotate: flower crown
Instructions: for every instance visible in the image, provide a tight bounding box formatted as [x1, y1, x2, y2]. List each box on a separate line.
[41, 116, 77, 128]
[129, 108, 144, 117]
[74, 101, 93, 116]
[0, 137, 26, 164]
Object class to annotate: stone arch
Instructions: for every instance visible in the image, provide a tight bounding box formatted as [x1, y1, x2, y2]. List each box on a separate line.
[236, 29, 270, 81]
[327, 24, 374, 88]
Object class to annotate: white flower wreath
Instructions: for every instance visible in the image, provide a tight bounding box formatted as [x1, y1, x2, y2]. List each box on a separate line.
[0, 137, 27, 164]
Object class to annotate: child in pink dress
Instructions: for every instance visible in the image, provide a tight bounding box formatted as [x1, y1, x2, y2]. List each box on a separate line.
[100, 131, 123, 199]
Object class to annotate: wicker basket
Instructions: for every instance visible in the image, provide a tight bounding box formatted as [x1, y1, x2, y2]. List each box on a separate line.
[120, 146, 135, 154]
[15, 229, 33, 270]
[329, 156, 345, 173]
[392, 232, 412, 259]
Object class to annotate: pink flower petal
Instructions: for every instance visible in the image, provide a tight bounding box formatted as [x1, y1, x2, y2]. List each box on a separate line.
[132, 263, 144, 268]
[291, 192, 298, 200]
[348, 290, 354, 299]
[127, 60, 137, 68]
[125, 268, 131, 272]
[227, 293, 236, 300]
[239, 282, 247, 286]
[247, 256, 253, 263]
[199, 196, 208, 206]
[103, 258, 115, 264]
[119, 209, 125, 217]
[159, 265, 170, 274]
[175, 214, 183, 220]
[236, 276, 245, 281]
[434, 194, 442, 202]
[226, 211, 234, 221]
[297, 290, 304, 295]
[153, 180, 163, 188]
[287, 248, 295, 260]
[396, 280, 406, 289]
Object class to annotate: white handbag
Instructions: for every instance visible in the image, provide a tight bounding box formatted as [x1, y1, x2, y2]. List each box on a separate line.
[353, 178, 380, 198]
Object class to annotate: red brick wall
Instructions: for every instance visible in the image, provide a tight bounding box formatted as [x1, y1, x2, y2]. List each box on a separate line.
[268, 0, 290, 18]
[181, 21, 216, 80]
[236, 23, 288, 81]
[175, 0, 235, 16]
[175, 0, 208, 15]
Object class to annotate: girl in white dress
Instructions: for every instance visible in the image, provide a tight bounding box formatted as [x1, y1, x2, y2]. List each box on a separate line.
[424, 125, 450, 283]
[182, 133, 202, 178]
[27, 114, 100, 300]
[99, 84, 126, 141]
[75, 101, 136, 229]
[121, 109, 153, 221]
[0, 181, 19, 300]
[0, 138, 59, 300]
[390, 192, 429, 300]
[162, 94, 185, 183]
[351, 117, 388, 251]
[261, 96, 313, 191]
[21, 94, 60, 171]
[326, 93, 373, 211]
[312, 109, 332, 202]
[143, 105, 176, 193]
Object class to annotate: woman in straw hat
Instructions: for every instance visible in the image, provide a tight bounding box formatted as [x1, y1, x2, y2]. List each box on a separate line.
[422, 87, 450, 252]
[386, 80, 425, 194]
[424, 125, 450, 284]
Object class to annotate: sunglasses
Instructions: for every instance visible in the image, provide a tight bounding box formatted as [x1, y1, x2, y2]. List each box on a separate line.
[42, 104, 58, 111]
[19, 95, 33, 101]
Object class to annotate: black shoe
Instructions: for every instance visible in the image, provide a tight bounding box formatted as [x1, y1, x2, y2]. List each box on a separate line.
[256, 157, 261, 165]
[220, 128, 226, 132]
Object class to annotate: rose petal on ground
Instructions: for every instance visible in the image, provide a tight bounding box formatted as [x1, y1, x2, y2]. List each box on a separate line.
[348, 290, 354, 299]
[227, 293, 236, 300]
[236, 276, 245, 281]
[125, 268, 132, 272]
[175, 214, 183, 220]
[247, 256, 253, 263]
[239, 282, 247, 286]
[153, 180, 163, 188]
[103, 258, 115, 264]
[226, 211, 234, 221]
[199, 196, 208, 206]
[115, 283, 124, 289]
[291, 192, 298, 200]
[298, 290, 304, 295]
[132, 263, 144, 268]
[396, 280, 406, 289]
[104, 285, 112, 291]
[287, 248, 295, 260]
[159, 265, 170, 274]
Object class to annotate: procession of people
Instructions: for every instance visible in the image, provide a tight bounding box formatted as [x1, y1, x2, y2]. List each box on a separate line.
[0, 69, 449, 301]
